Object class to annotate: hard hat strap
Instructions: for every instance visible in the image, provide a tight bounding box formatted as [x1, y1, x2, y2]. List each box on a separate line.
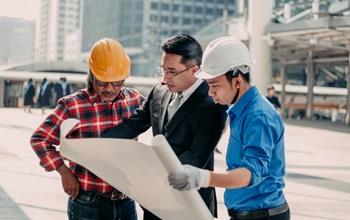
[231, 88, 240, 105]
[226, 69, 241, 79]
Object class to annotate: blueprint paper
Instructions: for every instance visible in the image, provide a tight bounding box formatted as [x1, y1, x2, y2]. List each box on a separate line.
[60, 119, 213, 220]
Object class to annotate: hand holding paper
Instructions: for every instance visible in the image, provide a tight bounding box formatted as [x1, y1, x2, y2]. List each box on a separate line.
[168, 165, 210, 190]
[59, 119, 214, 220]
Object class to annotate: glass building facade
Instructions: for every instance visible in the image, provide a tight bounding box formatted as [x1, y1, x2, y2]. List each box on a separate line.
[82, 0, 236, 76]
[0, 17, 35, 65]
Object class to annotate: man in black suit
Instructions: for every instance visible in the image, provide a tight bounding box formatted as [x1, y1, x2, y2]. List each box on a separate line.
[103, 34, 227, 220]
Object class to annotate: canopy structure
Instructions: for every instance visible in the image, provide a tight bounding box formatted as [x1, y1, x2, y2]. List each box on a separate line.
[266, 14, 350, 125]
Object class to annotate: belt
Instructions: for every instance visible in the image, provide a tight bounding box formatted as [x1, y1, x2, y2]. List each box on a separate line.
[228, 203, 289, 220]
[86, 190, 127, 201]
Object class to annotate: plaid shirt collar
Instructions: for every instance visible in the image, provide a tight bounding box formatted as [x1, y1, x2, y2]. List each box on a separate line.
[86, 88, 126, 104]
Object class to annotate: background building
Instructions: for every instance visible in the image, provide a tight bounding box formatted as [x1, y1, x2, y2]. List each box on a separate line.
[0, 17, 35, 65]
[81, 0, 236, 76]
[142, 0, 236, 46]
[81, 0, 144, 52]
[64, 31, 82, 62]
[36, 0, 82, 62]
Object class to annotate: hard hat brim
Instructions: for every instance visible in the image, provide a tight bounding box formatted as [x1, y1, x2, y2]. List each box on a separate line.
[195, 69, 224, 80]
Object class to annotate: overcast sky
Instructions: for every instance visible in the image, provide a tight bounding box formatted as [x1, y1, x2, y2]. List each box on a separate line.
[0, 0, 40, 21]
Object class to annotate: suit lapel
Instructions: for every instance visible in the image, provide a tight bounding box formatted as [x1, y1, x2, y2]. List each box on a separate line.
[164, 82, 208, 136]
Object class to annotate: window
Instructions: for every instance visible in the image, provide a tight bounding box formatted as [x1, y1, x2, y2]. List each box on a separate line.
[228, 9, 235, 15]
[151, 2, 158, 10]
[161, 16, 169, 23]
[172, 17, 179, 24]
[173, 4, 179, 11]
[206, 8, 214, 14]
[216, 9, 223, 16]
[183, 6, 192, 13]
[183, 18, 191, 24]
[194, 19, 202, 25]
[195, 7, 202, 13]
[161, 3, 169, 10]
[150, 14, 158, 22]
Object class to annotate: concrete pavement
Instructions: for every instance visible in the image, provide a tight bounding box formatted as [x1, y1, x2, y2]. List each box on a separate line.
[0, 107, 349, 220]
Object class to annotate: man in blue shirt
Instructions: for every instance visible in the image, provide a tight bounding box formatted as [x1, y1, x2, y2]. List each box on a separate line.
[168, 37, 290, 220]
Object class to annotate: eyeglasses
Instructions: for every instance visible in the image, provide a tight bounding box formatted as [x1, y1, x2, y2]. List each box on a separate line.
[94, 77, 124, 88]
[157, 65, 195, 77]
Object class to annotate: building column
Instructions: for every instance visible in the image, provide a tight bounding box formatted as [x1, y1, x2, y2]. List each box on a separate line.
[280, 61, 287, 118]
[0, 79, 4, 107]
[248, 0, 273, 92]
[306, 52, 315, 120]
[223, 0, 229, 35]
[346, 52, 350, 125]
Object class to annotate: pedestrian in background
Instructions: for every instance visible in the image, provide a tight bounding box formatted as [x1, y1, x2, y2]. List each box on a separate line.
[37, 77, 52, 114]
[169, 37, 290, 220]
[23, 78, 36, 113]
[55, 77, 71, 104]
[266, 85, 281, 111]
[31, 38, 144, 220]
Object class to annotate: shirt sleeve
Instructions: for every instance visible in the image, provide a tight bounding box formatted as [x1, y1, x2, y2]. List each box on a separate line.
[240, 113, 277, 186]
[30, 99, 70, 171]
[102, 87, 153, 139]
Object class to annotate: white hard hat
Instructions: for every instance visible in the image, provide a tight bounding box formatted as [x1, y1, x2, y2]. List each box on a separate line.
[196, 36, 252, 80]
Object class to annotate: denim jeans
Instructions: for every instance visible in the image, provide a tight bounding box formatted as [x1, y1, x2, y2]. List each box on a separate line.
[68, 191, 137, 220]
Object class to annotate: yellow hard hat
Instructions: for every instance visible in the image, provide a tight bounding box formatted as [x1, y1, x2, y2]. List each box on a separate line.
[88, 38, 131, 82]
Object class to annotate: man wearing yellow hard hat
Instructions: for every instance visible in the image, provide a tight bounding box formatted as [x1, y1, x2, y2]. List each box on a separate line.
[30, 38, 144, 220]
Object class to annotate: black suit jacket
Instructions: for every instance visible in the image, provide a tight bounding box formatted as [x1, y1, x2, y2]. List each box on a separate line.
[55, 82, 71, 103]
[103, 81, 227, 217]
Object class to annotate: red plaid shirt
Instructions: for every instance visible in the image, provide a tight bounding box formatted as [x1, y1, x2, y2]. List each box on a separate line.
[31, 88, 144, 193]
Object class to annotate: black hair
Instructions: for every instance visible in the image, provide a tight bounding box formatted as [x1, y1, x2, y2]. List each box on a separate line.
[87, 71, 94, 93]
[161, 34, 202, 66]
[267, 85, 275, 91]
[225, 69, 250, 83]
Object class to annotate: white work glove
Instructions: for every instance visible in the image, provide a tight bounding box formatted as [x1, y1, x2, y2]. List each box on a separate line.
[168, 164, 210, 191]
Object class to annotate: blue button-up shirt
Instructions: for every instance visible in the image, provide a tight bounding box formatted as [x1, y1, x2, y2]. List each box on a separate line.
[224, 86, 286, 211]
